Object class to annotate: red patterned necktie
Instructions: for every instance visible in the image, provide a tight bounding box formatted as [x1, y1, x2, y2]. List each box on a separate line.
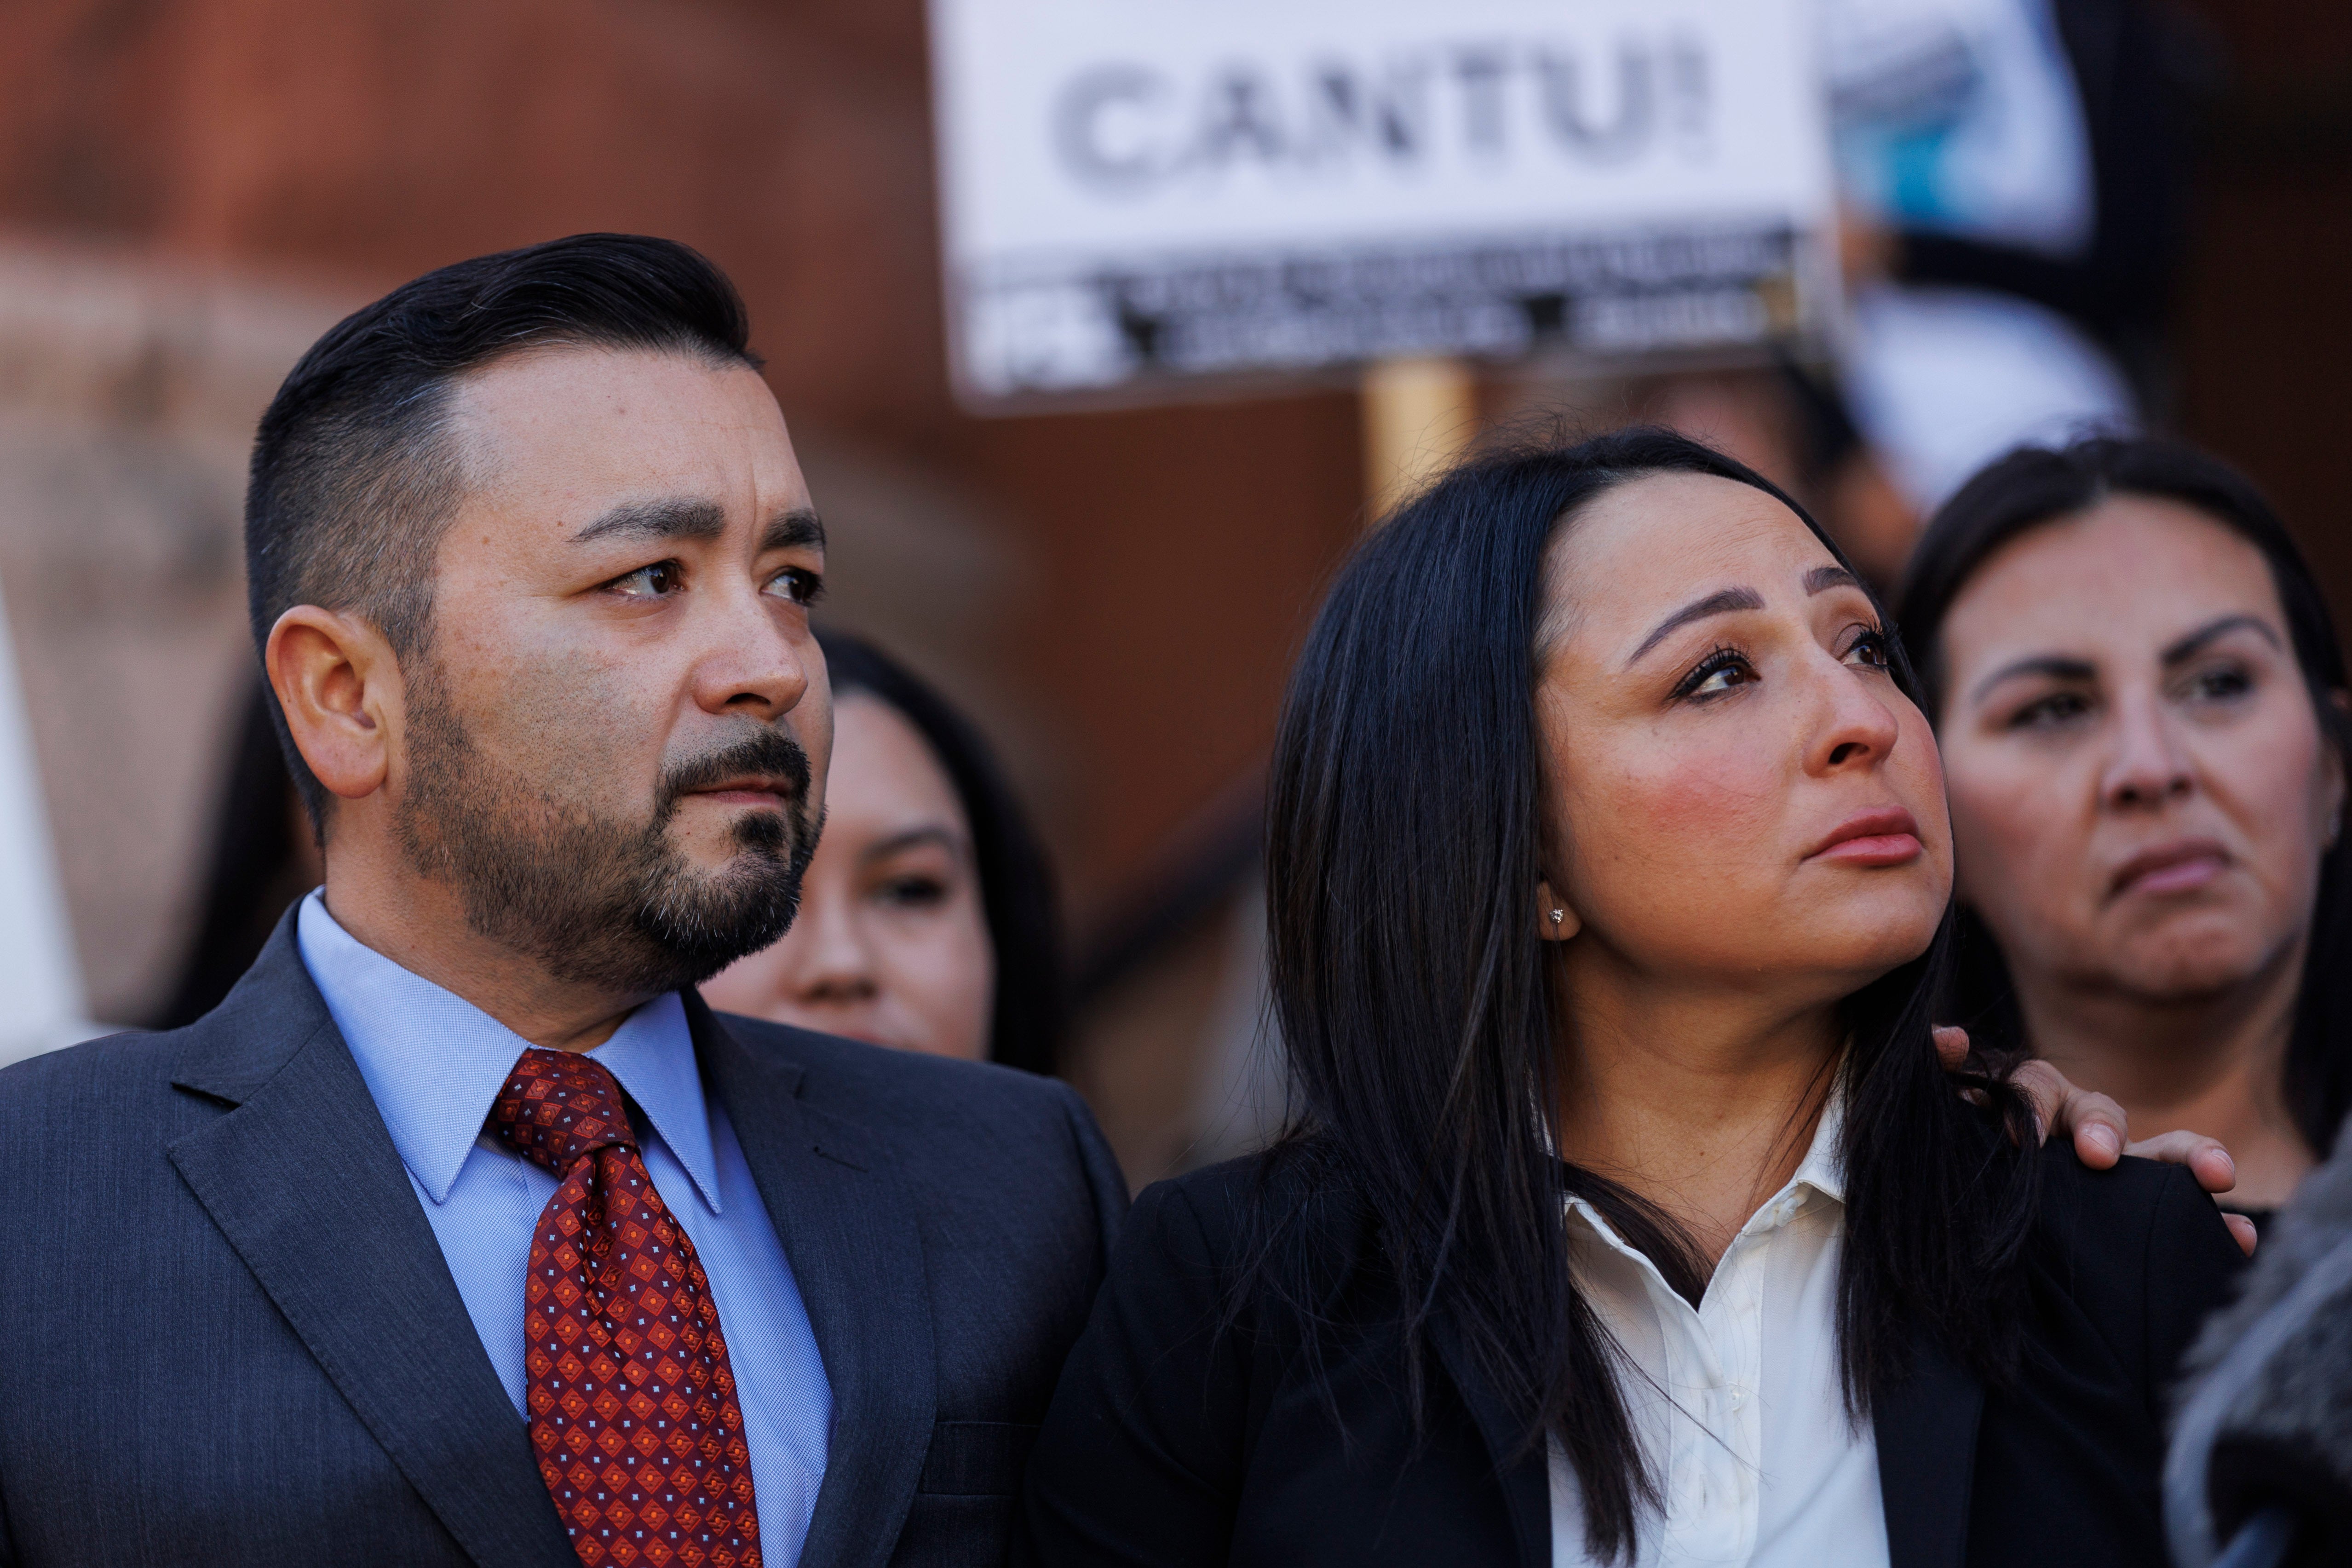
[489, 1047, 761, 1568]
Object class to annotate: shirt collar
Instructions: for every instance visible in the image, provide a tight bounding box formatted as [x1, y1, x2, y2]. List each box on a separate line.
[1563, 1089, 1849, 1259]
[295, 890, 725, 1214]
[1789, 1090, 1847, 1206]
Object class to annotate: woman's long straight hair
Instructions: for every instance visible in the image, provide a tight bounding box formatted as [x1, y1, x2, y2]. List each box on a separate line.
[1895, 437, 2352, 1160]
[1256, 428, 2038, 1561]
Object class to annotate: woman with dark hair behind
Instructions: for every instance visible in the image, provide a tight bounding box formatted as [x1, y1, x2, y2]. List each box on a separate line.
[1897, 438, 2351, 1231]
[1020, 430, 2241, 1567]
[701, 626, 1067, 1075]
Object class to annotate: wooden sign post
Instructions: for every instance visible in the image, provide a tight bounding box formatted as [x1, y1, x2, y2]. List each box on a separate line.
[1361, 356, 1478, 525]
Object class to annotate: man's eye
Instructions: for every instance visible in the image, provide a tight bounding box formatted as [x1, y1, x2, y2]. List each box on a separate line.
[766, 567, 825, 607]
[609, 562, 683, 598]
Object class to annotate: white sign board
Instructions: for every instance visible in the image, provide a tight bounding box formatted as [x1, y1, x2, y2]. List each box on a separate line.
[930, 0, 1838, 406]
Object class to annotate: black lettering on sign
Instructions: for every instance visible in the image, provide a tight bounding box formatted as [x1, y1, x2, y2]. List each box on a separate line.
[1665, 34, 1712, 155]
[1055, 64, 1173, 192]
[1050, 37, 1714, 198]
[1196, 67, 1288, 167]
[1452, 46, 1511, 154]
[1307, 57, 1431, 163]
[1535, 44, 1652, 161]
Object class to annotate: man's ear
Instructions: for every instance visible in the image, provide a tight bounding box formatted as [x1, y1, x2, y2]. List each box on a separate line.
[1535, 878, 1582, 943]
[265, 606, 400, 805]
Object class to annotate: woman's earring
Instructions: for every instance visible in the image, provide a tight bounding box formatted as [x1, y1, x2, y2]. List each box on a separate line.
[1536, 881, 1577, 940]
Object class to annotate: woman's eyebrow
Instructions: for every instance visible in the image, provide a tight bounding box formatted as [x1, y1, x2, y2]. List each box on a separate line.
[857, 825, 964, 864]
[2161, 612, 2282, 666]
[1627, 587, 1764, 665]
[1970, 654, 2098, 704]
[1805, 565, 1860, 595]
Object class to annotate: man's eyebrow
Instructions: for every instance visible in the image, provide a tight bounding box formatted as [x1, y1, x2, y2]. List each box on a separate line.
[760, 507, 826, 553]
[1806, 565, 1861, 595]
[2161, 613, 2281, 666]
[1627, 587, 1765, 665]
[570, 498, 726, 546]
[1969, 654, 2099, 705]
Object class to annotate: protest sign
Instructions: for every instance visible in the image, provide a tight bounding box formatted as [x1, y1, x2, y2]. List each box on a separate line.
[930, 0, 1836, 406]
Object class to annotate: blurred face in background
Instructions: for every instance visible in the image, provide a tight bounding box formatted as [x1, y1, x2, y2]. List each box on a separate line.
[1935, 497, 2343, 1006]
[700, 691, 996, 1059]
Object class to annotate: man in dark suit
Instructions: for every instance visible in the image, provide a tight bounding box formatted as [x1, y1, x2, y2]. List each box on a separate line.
[0, 234, 1125, 1568]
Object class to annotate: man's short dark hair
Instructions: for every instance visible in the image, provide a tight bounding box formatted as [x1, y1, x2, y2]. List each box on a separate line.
[245, 233, 759, 831]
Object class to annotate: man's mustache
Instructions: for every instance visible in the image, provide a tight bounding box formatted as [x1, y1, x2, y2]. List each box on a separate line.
[656, 728, 815, 816]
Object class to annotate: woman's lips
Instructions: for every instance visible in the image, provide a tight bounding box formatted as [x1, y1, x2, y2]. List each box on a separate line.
[2109, 839, 2230, 899]
[1809, 807, 1924, 867]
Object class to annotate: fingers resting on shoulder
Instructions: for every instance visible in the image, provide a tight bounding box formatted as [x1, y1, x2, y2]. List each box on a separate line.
[1932, 1025, 2255, 1258]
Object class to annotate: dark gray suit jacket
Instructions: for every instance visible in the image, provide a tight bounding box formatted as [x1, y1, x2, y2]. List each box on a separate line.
[0, 914, 1127, 1568]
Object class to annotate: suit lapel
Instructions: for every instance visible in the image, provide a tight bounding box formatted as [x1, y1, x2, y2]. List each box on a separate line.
[691, 997, 937, 1568]
[1431, 1311, 1552, 1568]
[165, 921, 573, 1568]
[1872, 1335, 1984, 1568]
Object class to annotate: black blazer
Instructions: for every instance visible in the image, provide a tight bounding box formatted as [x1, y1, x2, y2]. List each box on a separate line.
[1021, 1141, 2244, 1568]
[0, 913, 1127, 1568]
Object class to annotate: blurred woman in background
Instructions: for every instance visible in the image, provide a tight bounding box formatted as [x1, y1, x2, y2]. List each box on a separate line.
[700, 627, 1066, 1074]
[1898, 438, 2352, 1226]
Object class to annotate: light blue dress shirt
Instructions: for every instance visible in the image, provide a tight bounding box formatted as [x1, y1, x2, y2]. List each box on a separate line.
[296, 891, 832, 1565]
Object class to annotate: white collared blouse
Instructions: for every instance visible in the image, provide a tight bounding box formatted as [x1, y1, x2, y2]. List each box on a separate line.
[1550, 1097, 1891, 1568]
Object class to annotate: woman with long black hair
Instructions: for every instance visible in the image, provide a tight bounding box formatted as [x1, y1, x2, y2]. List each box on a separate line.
[1897, 438, 2352, 1233]
[1020, 430, 2243, 1566]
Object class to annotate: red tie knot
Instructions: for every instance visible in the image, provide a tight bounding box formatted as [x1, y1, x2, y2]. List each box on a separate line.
[489, 1048, 637, 1177]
